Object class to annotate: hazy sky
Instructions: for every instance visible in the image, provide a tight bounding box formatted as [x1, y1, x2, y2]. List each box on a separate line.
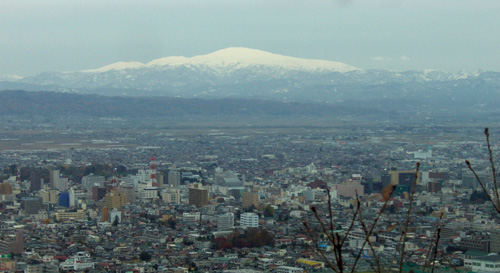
[1, 0, 499, 76]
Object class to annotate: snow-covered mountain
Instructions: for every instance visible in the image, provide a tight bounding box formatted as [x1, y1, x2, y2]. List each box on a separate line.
[2, 47, 500, 119]
[84, 47, 360, 74]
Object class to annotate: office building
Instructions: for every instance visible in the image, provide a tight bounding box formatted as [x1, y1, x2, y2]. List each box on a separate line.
[59, 192, 70, 207]
[22, 197, 43, 215]
[168, 171, 181, 187]
[50, 170, 59, 189]
[388, 170, 421, 188]
[55, 177, 68, 192]
[30, 172, 43, 192]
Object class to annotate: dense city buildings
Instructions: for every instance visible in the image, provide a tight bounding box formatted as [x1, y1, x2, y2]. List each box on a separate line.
[0, 124, 500, 272]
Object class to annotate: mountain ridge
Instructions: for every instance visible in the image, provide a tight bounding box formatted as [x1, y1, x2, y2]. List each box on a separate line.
[1, 48, 500, 122]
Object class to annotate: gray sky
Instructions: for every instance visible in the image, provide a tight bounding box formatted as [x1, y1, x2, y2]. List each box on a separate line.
[1, 0, 499, 76]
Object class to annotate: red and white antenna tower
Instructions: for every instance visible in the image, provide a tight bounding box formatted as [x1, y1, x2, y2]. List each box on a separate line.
[112, 168, 118, 188]
[16, 169, 21, 184]
[150, 155, 158, 187]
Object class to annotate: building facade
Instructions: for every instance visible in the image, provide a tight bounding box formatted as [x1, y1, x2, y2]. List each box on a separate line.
[240, 212, 258, 228]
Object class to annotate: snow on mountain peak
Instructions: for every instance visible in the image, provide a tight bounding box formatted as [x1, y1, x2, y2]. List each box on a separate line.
[83, 61, 145, 73]
[0, 74, 23, 81]
[82, 47, 360, 73]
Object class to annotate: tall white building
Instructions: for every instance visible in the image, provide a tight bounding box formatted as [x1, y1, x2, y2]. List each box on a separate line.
[55, 177, 68, 192]
[217, 212, 234, 231]
[168, 171, 181, 187]
[50, 170, 59, 189]
[69, 189, 76, 207]
[240, 212, 259, 228]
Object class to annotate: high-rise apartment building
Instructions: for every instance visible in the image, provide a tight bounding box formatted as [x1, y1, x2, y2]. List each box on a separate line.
[92, 186, 107, 202]
[104, 189, 127, 209]
[0, 182, 12, 194]
[0, 231, 23, 255]
[242, 192, 259, 209]
[189, 186, 208, 208]
[118, 184, 135, 203]
[240, 212, 259, 228]
[217, 213, 234, 231]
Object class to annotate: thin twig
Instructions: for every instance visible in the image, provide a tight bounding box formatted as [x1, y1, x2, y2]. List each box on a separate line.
[303, 222, 340, 273]
[466, 160, 500, 214]
[327, 188, 344, 269]
[431, 227, 441, 273]
[485, 128, 500, 209]
[327, 188, 335, 239]
[437, 252, 461, 273]
[311, 206, 337, 250]
[422, 212, 444, 273]
[399, 162, 420, 273]
[310, 204, 346, 272]
[350, 185, 396, 273]
[356, 193, 382, 273]
[340, 203, 360, 247]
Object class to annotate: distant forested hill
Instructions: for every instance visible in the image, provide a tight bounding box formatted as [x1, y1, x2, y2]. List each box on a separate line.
[0, 90, 390, 119]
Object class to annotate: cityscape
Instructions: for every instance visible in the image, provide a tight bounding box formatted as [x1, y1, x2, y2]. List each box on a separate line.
[1, 121, 500, 272]
[1, 1, 500, 272]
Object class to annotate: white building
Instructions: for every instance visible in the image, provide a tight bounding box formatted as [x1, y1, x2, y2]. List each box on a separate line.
[168, 171, 181, 187]
[139, 186, 158, 200]
[59, 252, 94, 271]
[276, 266, 304, 273]
[81, 174, 105, 190]
[69, 189, 76, 207]
[466, 253, 500, 272]
[217, 213, 234, 231]
[55, 177, 68, 192]
[240, 212, 258, 228]
[109, 208, 122, 224]
[414, 148, 432, 159]
[183, 212, 201, 223]
[162, 187, 181, 204]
